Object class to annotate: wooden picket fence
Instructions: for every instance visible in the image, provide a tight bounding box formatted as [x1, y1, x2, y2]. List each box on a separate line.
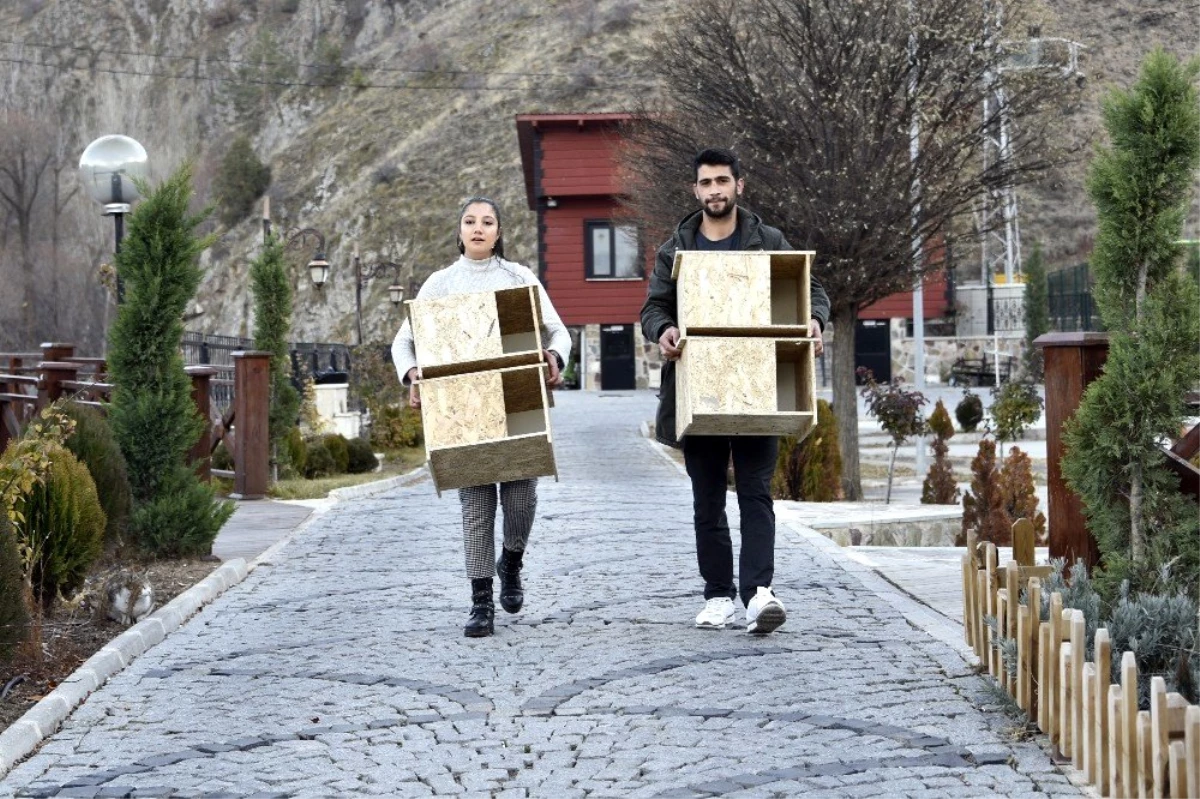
[962, 520, 1200, 798]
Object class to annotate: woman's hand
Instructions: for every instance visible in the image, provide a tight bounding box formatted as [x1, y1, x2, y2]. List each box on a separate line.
[543, 350, 563, 388]
[406, 367, 421, 408]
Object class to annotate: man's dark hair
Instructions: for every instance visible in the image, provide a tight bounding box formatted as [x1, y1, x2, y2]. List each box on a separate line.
[693, 148, 741, 181]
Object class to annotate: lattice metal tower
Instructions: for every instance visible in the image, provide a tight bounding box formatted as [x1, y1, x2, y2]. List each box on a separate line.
[979, 2, 1084, 284]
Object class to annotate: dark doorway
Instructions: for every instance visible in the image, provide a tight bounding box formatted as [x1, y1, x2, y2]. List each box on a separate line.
[855, 319, 891, 384]
[599, 324, 635, 390]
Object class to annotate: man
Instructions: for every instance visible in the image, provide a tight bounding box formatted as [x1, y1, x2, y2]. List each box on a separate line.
[640, 148, 830, 634]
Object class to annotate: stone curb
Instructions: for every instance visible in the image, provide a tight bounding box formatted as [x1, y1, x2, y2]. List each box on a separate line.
[0, 559, 250, 779]
[326, 463, 428, 502]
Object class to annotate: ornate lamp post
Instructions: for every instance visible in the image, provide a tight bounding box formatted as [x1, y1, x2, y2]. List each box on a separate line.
[78, 135, 149, 303]
[284, 227, 330, 288]
[352, 244, 406, 345]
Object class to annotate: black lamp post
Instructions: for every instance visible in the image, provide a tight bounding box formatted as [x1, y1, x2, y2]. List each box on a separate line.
[352, 244, 406, 345]
[79, 135, 148, 304]
[283, 227, 330, 288]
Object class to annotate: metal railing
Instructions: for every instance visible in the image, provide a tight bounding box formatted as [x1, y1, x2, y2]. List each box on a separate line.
[1047, 263, 1100, 332]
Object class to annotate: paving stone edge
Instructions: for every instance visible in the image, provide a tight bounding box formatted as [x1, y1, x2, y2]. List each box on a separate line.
[0, 559, 252, 778]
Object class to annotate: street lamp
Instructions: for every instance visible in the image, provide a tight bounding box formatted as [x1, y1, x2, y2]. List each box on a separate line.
[284, 227, 330, 288]
[79, 135, 149, 303]
[352, 244, 406, 345]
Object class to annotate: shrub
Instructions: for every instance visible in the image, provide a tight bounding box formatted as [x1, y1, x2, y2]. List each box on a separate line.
[927, 399, 954, 441]
[859, 368, 926, 504]
[211, 441, 234, 471]
[997, 445, 1047, 543]
[129, 465, 234, 558]
[14, 444, 106, 607]
[107, 163, 231, 558]
[955, 390, 984, 432]
[213, 135, 271, 227]
[921, 436, 960, 505]
[989, 380, 1043, 442]
[284, 427, 307, 478]
[346, 438, 379, 474]
[304, 439, 336, 479]
[62, 403, 132, 547]
[322, 434, 350, 473]
[0, 516, 29, 664]
[370, 404, 423, 450]
[959, 439, 1010, 546]
[774, 404, 844, 502]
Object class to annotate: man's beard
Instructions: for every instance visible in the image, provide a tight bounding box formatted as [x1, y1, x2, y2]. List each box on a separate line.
[703, 196, 736, 219]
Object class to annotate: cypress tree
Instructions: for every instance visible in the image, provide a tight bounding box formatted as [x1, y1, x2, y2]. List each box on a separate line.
[250, 235, 300, 476]
[107, 163, 234, 557]
[1062, 49, 1200, 593]
[1022, 241, 1049, 381]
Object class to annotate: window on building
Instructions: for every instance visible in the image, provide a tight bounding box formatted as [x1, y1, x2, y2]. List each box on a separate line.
[585, 220, 642, 279]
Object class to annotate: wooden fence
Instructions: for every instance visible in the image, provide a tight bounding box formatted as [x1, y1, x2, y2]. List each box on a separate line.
[962, 520, 1200, 798]
[0, 343, 271, 499]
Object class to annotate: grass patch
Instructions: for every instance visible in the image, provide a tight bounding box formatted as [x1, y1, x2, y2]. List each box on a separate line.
[212, 448, 426, 501]
[268, 448, 426, 500]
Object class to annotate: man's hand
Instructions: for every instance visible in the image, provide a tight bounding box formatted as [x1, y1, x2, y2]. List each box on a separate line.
[659, 326, 682, 361]
[543, 349, 563, 387]
[406, 367, 421, 408]
[809, 319, 824, 357]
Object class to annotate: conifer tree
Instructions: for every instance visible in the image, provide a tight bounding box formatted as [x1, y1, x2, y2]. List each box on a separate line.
[1022, 241, 1050, 381]
[107, 163, 234, 557]
[1061, 49, 1200, 591]
[997, 446, 1046, 544]
[922, 400, 959, 506]
[250, 235, 300, 476]
[961, 439, 1011, 546]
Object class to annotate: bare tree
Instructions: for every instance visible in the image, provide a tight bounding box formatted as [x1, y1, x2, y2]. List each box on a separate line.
[623, 0, 1078, 498]
[0, 111, 55, 344]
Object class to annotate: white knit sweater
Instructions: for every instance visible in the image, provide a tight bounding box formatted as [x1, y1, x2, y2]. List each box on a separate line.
[390, 255, 572, 384]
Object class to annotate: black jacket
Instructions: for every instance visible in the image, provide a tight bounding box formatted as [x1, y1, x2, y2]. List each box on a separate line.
[639, 206, 831, 448]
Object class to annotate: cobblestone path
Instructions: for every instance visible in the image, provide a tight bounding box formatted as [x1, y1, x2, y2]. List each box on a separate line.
[1, 392, 1080, 798]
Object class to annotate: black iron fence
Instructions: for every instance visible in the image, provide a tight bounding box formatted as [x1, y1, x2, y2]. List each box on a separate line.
[1047, 263, 1099, 332]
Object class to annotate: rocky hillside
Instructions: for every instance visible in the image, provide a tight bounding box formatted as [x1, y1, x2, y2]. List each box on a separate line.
[0, 0, 1192, 351]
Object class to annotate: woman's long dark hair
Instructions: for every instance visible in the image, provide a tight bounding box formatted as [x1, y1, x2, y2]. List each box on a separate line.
[456, 196, 505, 259]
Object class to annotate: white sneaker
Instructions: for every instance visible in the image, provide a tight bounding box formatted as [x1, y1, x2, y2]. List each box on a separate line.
[746, 587, 786, 634]
[694, 597, 736, 629]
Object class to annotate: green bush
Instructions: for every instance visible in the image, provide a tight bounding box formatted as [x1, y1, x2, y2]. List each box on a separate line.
[322, 434, 350, 473]
[128, 464, 234, 558]
[370, 404, 423, 450]
[62, 403, 132, 547]
[772, 400, 841, 501]
[284, 426, 307, 478]
[304, 439, 336, 479]
[955, 390, 984, 432]
[211, 440, 234, 471]
[14, 444, 106, 607]
[989, 381, 1043, 442]
[213, 135, 271, 226]
[0, 516, 30, 665]
[346, 438, 378, 474]
[927, 398, 955, 441]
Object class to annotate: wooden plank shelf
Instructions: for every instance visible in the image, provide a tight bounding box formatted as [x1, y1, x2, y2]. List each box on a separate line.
[409, 285, 545, 379]
[671, 250, 814, 338]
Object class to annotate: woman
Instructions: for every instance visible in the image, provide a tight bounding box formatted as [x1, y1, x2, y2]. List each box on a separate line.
[391, 197, 571, 638]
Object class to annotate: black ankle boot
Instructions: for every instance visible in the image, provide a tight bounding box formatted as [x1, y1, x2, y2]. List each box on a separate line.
[464, 578, 494, 638]
[496, 547, 524, 614]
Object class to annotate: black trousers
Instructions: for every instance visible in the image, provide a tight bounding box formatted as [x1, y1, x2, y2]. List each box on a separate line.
[682, 434, 778, 608]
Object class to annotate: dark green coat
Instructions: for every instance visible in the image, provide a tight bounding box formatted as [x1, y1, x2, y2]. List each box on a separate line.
[639, 207, 831, 448]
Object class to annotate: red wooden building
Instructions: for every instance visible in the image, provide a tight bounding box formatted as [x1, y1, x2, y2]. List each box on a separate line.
[516, 112, 954, 388]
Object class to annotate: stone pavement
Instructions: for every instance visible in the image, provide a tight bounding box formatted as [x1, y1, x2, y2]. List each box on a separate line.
[0, 391, 1084, 799]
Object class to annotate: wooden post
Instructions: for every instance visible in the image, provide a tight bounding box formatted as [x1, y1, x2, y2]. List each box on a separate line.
[37, 361, 81, 409]
[1060, 639, 1074, 759]
[962, 552, 975, 648]
[186, 366, 218, 483]
[1185, 705, 1199, 799]
[1071, 610, 1086, 766]
[1012, 518, 1035, 566]
[1084, 663, 1096, 779]
[1123, 653, 1141, 798]
[1151, 677, 1168, 798]
[1110, 685, 1124, 798]
[1004, 563, 1020, 695]
[1047, 593, 1065, 744]
[1038, 624, 1051, 732]
[1018, 604, 1032, 714]
[985, 544, 999, 676]
[1168, 740, 1186, 799]
[1028, 578, 1042, 721]
[40, 341, 75, 363]
[1033, 332, 1108, 569]
[1139, 710, 1153, 799]
[231, 351, 271, 500]
[1095, 629, 1112, 796]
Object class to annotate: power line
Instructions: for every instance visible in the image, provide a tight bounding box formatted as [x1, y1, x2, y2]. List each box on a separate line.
[0, 36, 630, 80]
[0, 53, 644, 93]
